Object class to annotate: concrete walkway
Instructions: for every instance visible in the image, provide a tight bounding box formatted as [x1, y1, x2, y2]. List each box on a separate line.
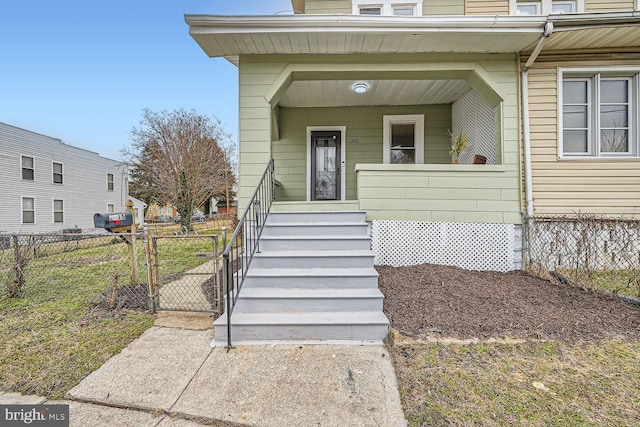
[1, 314, 407, 427]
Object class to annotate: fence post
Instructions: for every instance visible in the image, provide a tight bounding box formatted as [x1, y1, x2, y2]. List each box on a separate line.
[126, 200, 140, 285]
[142, 225, 156, 314]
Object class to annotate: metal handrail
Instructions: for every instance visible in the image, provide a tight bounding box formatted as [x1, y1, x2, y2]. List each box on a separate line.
[222, 159, 275, 350]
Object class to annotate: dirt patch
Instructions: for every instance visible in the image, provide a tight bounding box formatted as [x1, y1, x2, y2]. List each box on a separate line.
[91, 283, 149, 311]
[377, 263, 640, 342]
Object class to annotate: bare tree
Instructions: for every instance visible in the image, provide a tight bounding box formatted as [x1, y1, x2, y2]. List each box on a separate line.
[123, 109, 236, 230]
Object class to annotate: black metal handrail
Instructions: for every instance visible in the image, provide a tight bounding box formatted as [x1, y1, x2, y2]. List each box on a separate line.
[222, 159, 275, 349]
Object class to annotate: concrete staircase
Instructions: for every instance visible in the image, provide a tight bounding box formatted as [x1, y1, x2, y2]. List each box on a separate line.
[213, 210, 390, 346]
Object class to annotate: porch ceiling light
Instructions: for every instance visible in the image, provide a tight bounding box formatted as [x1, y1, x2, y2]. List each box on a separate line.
[351, 81, 370, 94]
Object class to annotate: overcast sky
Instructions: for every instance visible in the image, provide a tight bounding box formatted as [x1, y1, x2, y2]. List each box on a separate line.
[0, 0, 293, 160]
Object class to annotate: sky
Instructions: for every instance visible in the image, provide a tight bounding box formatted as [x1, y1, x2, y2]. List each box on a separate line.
[0, 0, 293, 161]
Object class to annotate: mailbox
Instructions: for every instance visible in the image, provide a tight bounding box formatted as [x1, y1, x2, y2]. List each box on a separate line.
[93, 212, 133, 232]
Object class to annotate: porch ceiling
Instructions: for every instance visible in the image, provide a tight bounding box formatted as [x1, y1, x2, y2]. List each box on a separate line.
[279, 79, 472, 108]
[185, 15, 547, 60]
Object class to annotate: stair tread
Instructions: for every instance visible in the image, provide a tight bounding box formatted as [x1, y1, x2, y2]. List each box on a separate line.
[264, 222, 367, 226]
[239, 288, 383, 298]
[247, 267, 379, 277]
[254, 250, 373, 257]
[217, 311, 389, 325]
[260, 235, 370, 240]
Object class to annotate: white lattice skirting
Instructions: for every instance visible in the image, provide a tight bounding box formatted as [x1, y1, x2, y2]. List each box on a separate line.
[372, 221, 517, 272]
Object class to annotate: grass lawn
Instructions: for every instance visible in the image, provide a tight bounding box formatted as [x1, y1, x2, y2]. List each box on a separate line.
[390, 336, 640, 426]
[0, 234, 223, 399]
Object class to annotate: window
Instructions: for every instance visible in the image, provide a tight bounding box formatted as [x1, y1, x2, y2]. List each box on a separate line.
[551, 0, 575, 13]
[560, 69, 638, 158]
[512, 0, 580, 14]
[353, 1, 422, 16]
[383, 115, 425, 164]
[53, 162, 63, 184]
[21, 156, 34, 180]
[516, 1, 540, 14]
[107, 204, 115, 213]
[107, 173, 114, 191]
[22, 197, 35, 224]
[360, 6, 381, 14]
[53, 199, 64, 223]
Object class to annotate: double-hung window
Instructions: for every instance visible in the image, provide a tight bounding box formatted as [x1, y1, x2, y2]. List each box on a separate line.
[560, 69, 638, 158]
[383, 115, 425, 164]
[53, 199, 64, 223]
[21, 156, 34, 180]
[513, 0, 579, 14]
[22, 197, 35, 224]
[353, 1, 422, 16]
[107, 173, 114, 191]
[53, 162, 63, 184]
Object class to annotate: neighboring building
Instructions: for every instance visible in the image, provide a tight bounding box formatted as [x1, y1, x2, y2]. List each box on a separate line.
[129, 196, 147, 228]
[0, 122, 129, 233]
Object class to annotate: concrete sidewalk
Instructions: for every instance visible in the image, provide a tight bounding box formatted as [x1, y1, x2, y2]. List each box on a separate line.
[2, 314, 407, 426]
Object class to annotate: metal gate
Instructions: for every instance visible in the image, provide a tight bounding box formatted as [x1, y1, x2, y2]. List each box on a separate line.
[145, 234, 222, 313]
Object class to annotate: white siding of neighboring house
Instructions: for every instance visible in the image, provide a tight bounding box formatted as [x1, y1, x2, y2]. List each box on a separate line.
[0, 122, 128, 233]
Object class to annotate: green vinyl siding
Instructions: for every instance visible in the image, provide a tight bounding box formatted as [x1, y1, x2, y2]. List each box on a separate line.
[423, 0, 465, 15]
[273, 105, 452, 201]
[356, 164, 521, 223]
[304, 0, 351, 14]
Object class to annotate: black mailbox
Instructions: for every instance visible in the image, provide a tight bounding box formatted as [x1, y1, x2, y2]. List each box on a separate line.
[93, 212, 133, 231]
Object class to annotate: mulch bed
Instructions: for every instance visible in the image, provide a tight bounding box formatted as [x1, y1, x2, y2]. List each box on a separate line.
[377, 264, 640, 342]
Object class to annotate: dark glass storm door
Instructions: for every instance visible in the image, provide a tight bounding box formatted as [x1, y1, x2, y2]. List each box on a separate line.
[310, 130, 341, 201]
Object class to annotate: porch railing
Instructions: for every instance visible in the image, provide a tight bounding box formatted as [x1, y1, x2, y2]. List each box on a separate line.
[222, 159, 275, 349]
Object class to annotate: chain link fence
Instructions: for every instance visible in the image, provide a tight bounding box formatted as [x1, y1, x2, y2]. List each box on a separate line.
[0, 232, 150, 309]
[525, 214, 640, 298]
[0, 227, 234, 313]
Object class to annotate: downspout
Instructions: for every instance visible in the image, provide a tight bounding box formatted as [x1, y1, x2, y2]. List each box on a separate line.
[522, 21, 553, 217]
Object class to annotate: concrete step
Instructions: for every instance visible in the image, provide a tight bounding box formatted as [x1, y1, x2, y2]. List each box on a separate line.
[213, 311, 390, 345]
[243, 267, 380, 289]
[266, 210, 366, 224]
[251, 250, 374, 269]
[259, 235, 371, 251]
[262, 222, 369, 236]
[234, 288, 384, 313]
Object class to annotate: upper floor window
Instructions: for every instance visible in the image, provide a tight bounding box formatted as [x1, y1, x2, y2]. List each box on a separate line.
[53, 162, 63, 184]
[560, 69, 639, 158]
[383, 115, 425, 164]
[21, 156, 34, 180]
[353, 0, 423, 16]
[513, 0, 580, 14]
[107, 173, 114, 191]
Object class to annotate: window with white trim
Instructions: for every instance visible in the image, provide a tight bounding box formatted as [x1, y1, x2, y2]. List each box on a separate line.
[21, 156, 34, 180]
[383, 115, 424, 164]
[107, 203, 115, 213]
[22, 197, 35, 224]
[512, 0, 580, 14]
[560, 69, 639, 158]
[53, 162, 63, 184]
[107, 173, 114, 191]
[352, 0, 423, 16]
[53, 199, 64, 223]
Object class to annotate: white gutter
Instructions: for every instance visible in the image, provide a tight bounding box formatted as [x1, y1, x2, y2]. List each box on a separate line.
[522, 21, 553, 218]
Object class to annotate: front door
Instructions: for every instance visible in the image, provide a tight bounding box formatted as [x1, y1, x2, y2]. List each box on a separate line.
[310, 130, 341, 201]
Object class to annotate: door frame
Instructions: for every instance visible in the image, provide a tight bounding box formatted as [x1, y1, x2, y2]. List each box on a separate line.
[306, 126, 346, 202]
